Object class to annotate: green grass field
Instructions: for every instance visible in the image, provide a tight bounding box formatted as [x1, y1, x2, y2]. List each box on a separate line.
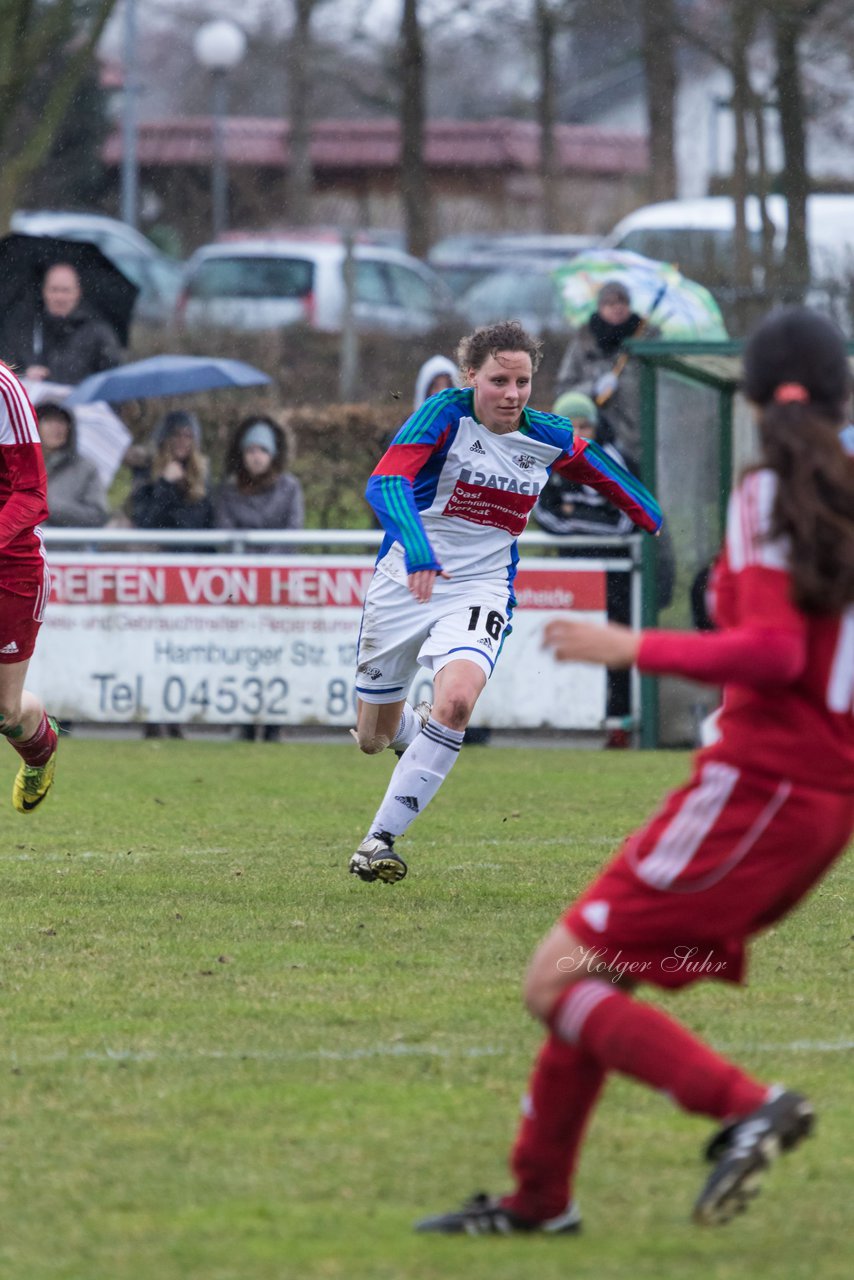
[0, 737, 850, 1280]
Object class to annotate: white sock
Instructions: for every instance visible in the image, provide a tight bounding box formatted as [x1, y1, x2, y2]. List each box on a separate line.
[388, 703, 423, 752]
[368, 717, 465, 838]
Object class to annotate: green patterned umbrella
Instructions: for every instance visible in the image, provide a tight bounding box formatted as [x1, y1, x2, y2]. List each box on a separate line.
[553, 248, 728, 339]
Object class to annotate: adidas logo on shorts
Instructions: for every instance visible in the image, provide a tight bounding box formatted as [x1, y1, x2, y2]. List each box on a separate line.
[469, 439, 486, 455]
[0, 640, 19, 654]
[395, 794, 420, 813]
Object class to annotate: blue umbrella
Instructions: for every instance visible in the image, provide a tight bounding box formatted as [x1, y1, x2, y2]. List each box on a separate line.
[66, 354, 272, 405]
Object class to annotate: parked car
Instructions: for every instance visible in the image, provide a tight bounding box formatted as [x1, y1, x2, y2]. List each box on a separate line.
[175, 239, 459, 335]
[429, 232, 598, 297]
[605, 195, 854, 332]
[10, 209, 183, 327]
[455, 260, 573, 337]
[219, 225, 407, 251]
[605, 195, 854, 286]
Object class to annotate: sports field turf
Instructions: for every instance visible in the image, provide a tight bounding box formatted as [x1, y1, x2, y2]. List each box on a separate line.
[0, 737, 850, 1280]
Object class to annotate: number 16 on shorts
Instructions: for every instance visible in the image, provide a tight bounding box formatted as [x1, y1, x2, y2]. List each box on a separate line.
[464, 604, 507, 665]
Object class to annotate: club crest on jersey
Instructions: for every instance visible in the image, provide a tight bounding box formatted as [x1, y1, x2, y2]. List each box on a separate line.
[513, 452, 537, 470]
[469, 439, 486, 454]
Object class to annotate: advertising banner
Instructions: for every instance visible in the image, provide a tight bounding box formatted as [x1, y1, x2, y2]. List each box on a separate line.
[27, 554, 617, 729]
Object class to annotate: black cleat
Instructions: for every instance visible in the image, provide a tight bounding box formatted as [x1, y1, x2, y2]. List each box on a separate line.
[415, 1192, 582, 1235]
[348, 832, 408, 884]
[693, 1089, 815, 1226]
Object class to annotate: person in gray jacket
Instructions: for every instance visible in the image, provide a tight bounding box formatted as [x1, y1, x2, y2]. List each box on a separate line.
[215, 415, 304, 546]
[554, 280, 660, 468]
[37, 402, 108, 527]
[215, 415, 304, 742]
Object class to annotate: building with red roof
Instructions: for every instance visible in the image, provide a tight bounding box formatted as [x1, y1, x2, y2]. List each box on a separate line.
[103, 116, 650, 250]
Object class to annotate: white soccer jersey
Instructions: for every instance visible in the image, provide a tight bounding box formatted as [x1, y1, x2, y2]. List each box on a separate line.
[367, 387, 660, 590]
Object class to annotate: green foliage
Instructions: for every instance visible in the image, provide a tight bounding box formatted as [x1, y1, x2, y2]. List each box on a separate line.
[113, 325, 571, 526]
[0, 737, 850, 1279]
[0, 0, 117, 225]
[22, 68, 111, 210]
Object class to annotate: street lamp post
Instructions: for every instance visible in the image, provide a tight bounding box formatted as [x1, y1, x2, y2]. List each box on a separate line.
[121, 0, 139, 229]
[193, 20, 247, 240]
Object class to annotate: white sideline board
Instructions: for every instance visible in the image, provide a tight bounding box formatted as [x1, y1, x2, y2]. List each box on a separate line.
[27, 554, 614, 729]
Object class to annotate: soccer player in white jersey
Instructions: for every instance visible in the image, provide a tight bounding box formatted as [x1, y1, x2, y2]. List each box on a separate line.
[348, 320, 662, 884]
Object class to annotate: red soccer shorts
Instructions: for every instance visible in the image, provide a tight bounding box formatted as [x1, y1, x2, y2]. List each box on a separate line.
[0, 583, 48, 663]
[563, 757, 854, 989]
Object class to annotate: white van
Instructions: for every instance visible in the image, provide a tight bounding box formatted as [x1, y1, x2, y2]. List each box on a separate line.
[605, 195, 854, 287]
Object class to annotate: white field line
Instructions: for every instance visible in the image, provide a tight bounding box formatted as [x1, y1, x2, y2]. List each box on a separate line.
[1, 847, 233, 862]
[5, 1038, 853, 1070]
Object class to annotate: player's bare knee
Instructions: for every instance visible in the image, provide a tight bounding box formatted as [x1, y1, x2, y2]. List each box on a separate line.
[355, 727, 391, 755]
[522, 971, 554, 1022]
[435, 695, 472, 730]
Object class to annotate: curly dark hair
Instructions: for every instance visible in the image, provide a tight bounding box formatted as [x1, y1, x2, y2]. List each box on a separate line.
[456, 320, 543, 374]
[743, 306, 854, 613]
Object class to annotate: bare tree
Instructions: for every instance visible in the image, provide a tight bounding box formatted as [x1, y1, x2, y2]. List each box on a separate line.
[730, 0, 759, 286]
[0, 0, 117, 226]
[769, 0, 834, 297]
[640, 0, 678, 201]
[535, 0, 560, 231]
[286, 0, 318, 227]
[400, 0, 430, 257]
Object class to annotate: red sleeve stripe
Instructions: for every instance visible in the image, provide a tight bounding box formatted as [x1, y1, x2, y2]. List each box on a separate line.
[0, 365, 39, 445]
[371, 440, 440, 481]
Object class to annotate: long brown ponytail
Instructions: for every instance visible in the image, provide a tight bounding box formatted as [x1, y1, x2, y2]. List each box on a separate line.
[743, 307, 854, 613]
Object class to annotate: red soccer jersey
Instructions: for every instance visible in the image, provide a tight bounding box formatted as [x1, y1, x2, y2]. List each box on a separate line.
[0, 362, 49, 596]
[640, 469, 854, 792]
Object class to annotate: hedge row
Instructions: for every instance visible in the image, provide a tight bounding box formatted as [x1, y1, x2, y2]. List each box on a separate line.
[118, 324, 570, 528]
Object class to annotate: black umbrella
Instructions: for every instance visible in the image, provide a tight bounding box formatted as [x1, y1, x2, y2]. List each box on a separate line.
[0, 232, 140, 346]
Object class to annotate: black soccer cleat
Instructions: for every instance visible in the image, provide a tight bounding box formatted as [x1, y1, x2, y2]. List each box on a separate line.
[348, 832, 408, 884]
[693, 1089, 815, 1226]
[415, 1192, 582, 1236]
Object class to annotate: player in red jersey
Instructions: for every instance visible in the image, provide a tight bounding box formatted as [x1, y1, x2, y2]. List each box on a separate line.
[0, 362, 59, 811]
[416, 306, 854, 1235]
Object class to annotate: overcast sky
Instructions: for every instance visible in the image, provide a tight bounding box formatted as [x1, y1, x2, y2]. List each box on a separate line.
[101, 0, 403, 57]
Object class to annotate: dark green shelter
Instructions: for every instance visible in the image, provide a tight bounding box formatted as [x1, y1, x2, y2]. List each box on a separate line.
[631, 338, 854, 747]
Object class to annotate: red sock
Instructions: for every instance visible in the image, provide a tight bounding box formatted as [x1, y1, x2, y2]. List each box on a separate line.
[551, 979, 768, 1120]
[500, 1034, 605, 1222]
[11, 713, 57, 767]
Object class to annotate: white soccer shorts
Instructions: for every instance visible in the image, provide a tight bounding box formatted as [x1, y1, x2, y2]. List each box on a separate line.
[355, 569, 513, 704]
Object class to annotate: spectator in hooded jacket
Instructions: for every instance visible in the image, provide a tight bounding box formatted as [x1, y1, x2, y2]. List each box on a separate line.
[214, 415, 304, 548]
[10, 263, 122, 385]
[37, 402, 108, 528]
[412, 355, 458, 410]
[214, 415, 304, 742]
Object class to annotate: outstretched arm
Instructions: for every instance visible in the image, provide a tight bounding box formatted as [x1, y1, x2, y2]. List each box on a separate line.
[552, 436, 662, 534]
[544, 618, 805, 687]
